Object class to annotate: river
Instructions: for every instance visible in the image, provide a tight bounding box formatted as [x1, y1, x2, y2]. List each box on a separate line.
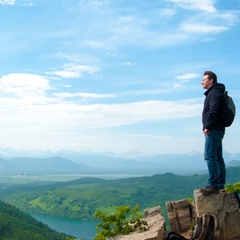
[30, 213, 98, 240]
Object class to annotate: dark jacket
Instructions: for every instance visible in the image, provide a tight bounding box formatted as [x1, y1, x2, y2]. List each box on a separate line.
[202, 83, 225, 132]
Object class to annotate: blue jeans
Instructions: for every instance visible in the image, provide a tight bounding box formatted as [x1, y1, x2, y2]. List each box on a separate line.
[204, 130, 225, 189]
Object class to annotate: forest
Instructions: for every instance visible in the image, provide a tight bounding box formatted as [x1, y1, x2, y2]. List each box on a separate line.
[0, 200, 73, 239]
[1, 166, 240, 222]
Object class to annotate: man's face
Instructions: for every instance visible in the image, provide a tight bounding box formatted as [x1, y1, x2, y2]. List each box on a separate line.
[202, 75, 213, 90]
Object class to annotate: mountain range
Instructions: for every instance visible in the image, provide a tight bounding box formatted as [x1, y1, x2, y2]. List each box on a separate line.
[0, 148, 240, 175]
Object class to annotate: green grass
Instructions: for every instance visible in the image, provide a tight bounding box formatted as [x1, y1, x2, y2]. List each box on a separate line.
[30, 198, 47, 210]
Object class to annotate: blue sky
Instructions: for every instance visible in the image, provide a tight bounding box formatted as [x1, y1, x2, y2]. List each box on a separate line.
[0, 0, 239, 154]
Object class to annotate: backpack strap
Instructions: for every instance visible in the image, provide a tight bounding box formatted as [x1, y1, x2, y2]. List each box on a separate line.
[205, 214, 221, 240]
[212, 214, 221, 240]
[164, 231, 188, 240]
[192, 213, 210, 240]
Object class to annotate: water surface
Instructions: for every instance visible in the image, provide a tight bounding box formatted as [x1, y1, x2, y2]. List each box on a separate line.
[30, 213, 98, 240]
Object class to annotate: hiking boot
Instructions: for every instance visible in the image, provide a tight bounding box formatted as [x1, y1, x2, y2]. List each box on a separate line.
[199, 186, 219, 195]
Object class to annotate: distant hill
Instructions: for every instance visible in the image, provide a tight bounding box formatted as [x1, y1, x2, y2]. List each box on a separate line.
[2, 166, 240, 221]
[0, 156, 91, 175]
[0, 148, 239, 175]
[0, 200, 72, 239]
[227, 160, 240, 167]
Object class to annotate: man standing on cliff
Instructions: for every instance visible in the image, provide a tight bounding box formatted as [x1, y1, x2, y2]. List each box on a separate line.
[200, 71, 226, 195]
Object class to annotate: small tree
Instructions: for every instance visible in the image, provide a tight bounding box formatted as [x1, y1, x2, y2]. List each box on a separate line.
[93, 204, 148, 240]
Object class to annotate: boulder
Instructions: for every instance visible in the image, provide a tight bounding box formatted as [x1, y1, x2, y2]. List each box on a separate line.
[112, 206, 166, 240]
[194, 190, 240, 240]
[166, 198, 195, 235]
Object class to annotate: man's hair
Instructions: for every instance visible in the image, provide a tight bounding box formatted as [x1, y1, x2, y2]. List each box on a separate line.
[203, 71, 217, 83]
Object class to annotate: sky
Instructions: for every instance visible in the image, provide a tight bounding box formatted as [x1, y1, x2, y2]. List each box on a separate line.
[0, 0, 240, 155]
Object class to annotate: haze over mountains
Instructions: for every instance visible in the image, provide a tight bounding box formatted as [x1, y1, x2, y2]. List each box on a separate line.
[0, 148, 240, 176]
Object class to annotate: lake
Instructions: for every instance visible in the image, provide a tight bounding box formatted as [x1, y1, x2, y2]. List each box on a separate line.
[30, 213, 98, 240]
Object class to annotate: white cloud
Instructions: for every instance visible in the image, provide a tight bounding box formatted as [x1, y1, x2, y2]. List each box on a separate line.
[177, 73, 200, 80]
[53, 92, 114, 100]
[0, 93, 203, 152]
[173, 83, 183, 89]
[0, 74, 202, 134]
[82, 0, 109, 8]
[0, 0, 15, 5]
[0, 96, 202, 131]
[174, 73, 200, 88]
[122, 62, 137, 66]
[84, 40, 107, 49]
[218, 11, 240, 25]
[49, 71, 80, 79]
[176, 6, 240, 36]
[180, 23, 228, 34]
[0, 73, 52, 96]
[68, 0, 239, 50]
[0, 0, 33, 6]
[165, 0, 217, 13]
[46, 63, 100, 79]
[120, 89, 170, 97]
[158, 8, 177, 17]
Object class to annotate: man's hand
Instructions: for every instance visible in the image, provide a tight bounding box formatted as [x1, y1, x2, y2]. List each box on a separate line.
[204, 129, 211, 135]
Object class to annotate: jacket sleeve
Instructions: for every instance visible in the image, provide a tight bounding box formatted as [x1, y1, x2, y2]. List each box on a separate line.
[204, 89, 222, 130]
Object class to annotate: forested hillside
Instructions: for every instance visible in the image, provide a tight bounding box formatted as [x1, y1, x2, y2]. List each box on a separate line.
[0, 200, 73, 239]
[2, 167, 239, 222]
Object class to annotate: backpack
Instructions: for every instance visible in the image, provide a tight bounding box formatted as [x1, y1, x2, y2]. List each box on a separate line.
[191, 213, 220, 240]
[220, 91, 236, 127]
[164, 231, 189, 240]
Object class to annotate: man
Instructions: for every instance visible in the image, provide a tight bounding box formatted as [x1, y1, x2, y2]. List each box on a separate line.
[200, 71, 226, 195]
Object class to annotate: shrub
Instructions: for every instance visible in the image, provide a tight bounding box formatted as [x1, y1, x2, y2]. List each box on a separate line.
[93, 204, 148, 240]
[225, 182, 240, 193]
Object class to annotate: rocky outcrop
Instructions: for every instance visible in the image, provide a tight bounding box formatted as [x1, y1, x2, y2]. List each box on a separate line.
[166, 198, 195, 235]
[112, 206, 166, 240]
[194, 190, 240, 240]
[166, 191, 240, 240]
[112, 190, 240, 240]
